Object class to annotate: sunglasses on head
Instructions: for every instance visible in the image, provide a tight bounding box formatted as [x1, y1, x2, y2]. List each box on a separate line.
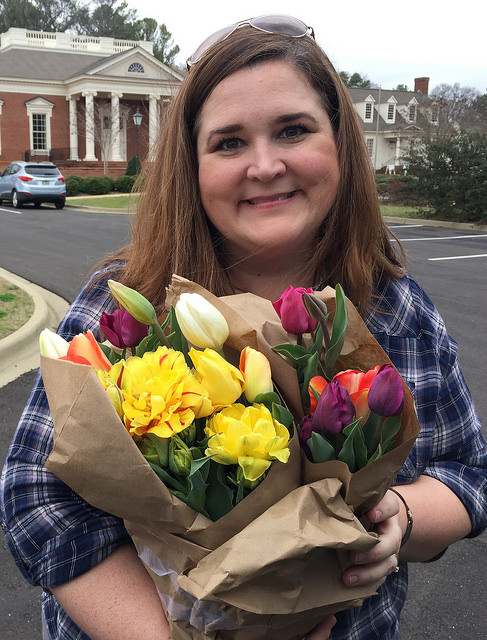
[186, 14, 315, 69]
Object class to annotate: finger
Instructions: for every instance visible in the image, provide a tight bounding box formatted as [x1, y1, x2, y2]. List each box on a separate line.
[306, 615, 337, 640]
[367, 490, 400, 524]
[342, 552, 400, 588]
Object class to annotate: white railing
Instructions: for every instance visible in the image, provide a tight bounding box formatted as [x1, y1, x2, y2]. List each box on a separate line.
[0, 27, 153, 54]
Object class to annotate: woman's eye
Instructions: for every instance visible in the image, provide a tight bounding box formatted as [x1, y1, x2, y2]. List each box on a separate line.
[216, 138, 243, 152]
[280, 125, 308, 139]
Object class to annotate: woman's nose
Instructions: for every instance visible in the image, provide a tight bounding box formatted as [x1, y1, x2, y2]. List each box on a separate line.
[246, 141, 286, 181]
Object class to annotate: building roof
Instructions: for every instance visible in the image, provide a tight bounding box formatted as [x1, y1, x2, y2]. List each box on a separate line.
[0, 48, 107, 81]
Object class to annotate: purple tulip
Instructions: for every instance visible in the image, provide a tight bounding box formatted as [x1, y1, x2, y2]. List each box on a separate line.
[100, 309, 149, 349]
[272, 286, 318, 335]
[299, 414, 314, 456]
[367, 364, 404, 416]
[312, 378, 355, 435]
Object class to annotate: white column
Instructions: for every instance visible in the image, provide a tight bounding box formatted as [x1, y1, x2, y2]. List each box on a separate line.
[82, 91, 97, 161]
[148, 94, 161, 154]
[395, 137, 401, 166]
[66, 95, 80, 161]
[111, 92, 123, 161]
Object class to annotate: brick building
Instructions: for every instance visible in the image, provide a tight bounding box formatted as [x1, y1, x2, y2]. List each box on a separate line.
[0, 28, 184, 178]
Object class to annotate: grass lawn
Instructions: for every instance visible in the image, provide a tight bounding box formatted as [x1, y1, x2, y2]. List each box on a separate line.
[67, 194, 139, 209]
[67, 195, 424, 219]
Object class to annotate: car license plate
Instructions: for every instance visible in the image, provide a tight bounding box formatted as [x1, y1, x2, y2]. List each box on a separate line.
[40, 180, 51, 185]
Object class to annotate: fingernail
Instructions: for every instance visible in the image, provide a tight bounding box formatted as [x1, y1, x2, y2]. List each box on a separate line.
[347, 574, 359, 586]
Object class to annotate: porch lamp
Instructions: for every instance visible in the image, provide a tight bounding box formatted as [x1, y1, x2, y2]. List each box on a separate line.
[133, 108, 143, 174]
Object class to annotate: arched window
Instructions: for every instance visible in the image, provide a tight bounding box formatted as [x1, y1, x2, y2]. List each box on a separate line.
[128, 62, 144, 73]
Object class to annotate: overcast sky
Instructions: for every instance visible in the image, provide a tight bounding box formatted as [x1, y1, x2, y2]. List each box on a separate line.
[133, 0, 486, 93]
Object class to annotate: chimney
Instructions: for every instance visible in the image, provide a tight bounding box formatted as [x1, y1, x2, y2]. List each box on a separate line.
[414, 77, 429, 95]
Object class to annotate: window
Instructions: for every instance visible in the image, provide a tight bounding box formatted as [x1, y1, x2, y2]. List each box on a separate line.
[366, 138, 374, 157]
[128, 62, 144, 73]
[25, 97, 54, 155]
[32, 113, 47, 150]
[431, 103, 438, 124]
[365, 102, 373, 121]
[408, 104, 417, 122]
[387, 103, 395, 120]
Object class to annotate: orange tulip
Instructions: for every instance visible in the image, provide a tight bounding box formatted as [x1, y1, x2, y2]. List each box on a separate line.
[60, 330, 111, 371]
[334, 365, 381, 422]
[308, 376, 328, 414]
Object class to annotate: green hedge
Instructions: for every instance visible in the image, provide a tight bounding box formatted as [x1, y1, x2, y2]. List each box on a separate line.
[114, 175, 137, 192]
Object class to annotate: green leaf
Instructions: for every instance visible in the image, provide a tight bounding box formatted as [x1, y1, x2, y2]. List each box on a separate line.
[307, 432, 336, 462]
[167, 307, 191, 366]
[361, 412, 381, 455]
[273, 343, 313, 365]
[379, 415, 402, 454]
[135, 331, 159, 357]
[205, 463, 235, 520]
[185, 457, 212, 514]
[148, 461, 186, 493]
[271, 403, 294, 433]
[324, 284, 348, 379]
[337, 422, 358, 471]
[253, 391, 281, 411]
[146, 433, 169, 467]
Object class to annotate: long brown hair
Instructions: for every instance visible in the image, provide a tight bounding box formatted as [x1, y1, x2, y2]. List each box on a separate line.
[99, 26, 405, 314]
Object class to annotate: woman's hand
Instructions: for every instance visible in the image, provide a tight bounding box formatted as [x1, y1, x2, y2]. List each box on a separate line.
[306, 615, 337, 639]
[342, 490, 403, 589]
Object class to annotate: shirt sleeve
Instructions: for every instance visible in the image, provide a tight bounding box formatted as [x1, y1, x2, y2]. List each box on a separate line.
[367, 274, 487, 538]
[0, 269, 131, 589]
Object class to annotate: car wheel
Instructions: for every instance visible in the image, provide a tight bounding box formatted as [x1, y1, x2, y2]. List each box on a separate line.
[55, 199, 65, 210]
[12, 190, 23, 209]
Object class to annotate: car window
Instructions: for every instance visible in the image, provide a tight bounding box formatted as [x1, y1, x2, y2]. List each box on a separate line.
[25, 165, 60, 177]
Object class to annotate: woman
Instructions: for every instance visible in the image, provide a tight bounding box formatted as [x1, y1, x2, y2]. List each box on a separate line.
[2, 15, 486, 640]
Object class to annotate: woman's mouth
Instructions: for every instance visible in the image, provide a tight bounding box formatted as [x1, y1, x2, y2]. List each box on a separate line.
[246, 191, 296, 205]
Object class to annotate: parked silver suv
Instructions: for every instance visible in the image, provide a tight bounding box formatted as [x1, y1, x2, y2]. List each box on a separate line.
[0, 161, 66, 209]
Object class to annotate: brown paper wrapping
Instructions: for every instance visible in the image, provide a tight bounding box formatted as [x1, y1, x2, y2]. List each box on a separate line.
[44, 275, 420, 640]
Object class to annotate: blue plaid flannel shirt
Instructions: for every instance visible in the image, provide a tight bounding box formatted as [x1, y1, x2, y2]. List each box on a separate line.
[1, 269, 486, 640]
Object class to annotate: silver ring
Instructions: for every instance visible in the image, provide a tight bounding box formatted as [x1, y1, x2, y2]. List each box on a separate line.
[393, 552, 400, 572]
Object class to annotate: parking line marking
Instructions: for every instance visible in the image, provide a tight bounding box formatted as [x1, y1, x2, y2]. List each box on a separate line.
[0, 207, 22, 214]
[428, 254, 487, 261]
[399, 234, 487, 242]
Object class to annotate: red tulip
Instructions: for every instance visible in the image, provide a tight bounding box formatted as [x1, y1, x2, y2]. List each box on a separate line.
[100, 309, 149, 349]
[334, 366, 381, 423]
[312, 378, 355, 435]
[272, 286, 318, 335]
[60, 330, 111, 371]
[367, 364, 404, 416]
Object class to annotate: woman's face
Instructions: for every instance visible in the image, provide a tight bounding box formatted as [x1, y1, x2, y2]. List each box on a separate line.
[196, 60, 340, 265]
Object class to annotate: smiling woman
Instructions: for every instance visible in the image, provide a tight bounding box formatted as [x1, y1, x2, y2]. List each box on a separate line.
[1, 14, 486, 640]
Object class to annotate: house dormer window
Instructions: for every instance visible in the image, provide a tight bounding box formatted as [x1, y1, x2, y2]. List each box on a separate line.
[128, 62, 144, 73]
[364, 100, 374, 122]
[408, 98, 418, 123]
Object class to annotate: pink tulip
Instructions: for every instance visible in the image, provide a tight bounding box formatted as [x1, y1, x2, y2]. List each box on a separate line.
[100, 309, 148, 349]
[272, 286, 318, 335]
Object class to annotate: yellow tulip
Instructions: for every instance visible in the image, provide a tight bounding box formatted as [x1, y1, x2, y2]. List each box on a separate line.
[104, 346, 212, 438]
[175, 293, 229, 350]
[189, 348, 244, 411]
[239, 346, 273, 403]
[205, 403, 291, 482]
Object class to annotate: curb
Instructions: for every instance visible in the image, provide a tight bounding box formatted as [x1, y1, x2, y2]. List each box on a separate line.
[0, 269, 69, 387]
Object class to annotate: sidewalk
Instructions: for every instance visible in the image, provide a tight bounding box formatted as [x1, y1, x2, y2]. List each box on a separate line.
[0, 268, 69, 387]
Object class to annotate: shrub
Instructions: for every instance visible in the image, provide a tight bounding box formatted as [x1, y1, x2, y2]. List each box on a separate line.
[114, 175, 137, 192]
[404, 132, 487, 224]
[65, 175, 84, 196]
[126, 156, 138, 176]
[82, 176, 114, 195]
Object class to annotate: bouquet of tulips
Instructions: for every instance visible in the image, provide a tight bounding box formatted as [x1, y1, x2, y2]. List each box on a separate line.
[41, 280, 292, 522]
[272, 285, 404, 473]
[41, 274, 420, 640]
